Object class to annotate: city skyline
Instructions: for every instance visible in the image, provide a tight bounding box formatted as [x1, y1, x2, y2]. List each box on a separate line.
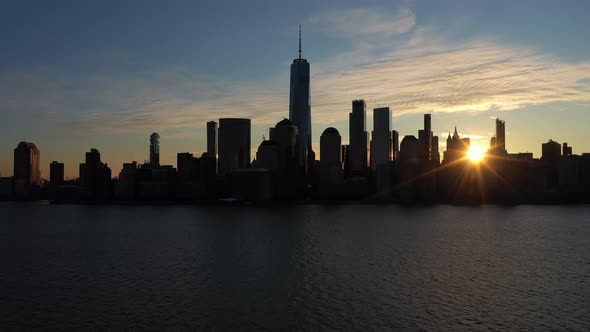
[2, 1, 590, 178]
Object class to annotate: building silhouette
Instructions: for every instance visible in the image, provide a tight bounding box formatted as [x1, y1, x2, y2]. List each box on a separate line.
[371, 107, 392, 170]
[268, 118, 301, 199]
[218, 118, 251, 175]
[443, 127, 470, 164]
[489, 118, 507, 155]
[13, 141, 41, 198]
[80, 148, 112, 200]
[563, 143, 572, 156]
[423, 114, 432, 160]
[349, 99, 369, 174]
[14, 142, 41, 187]
[207, 121, 218, 173]
[289, 26, 313, 174]
[541, 139, 561, 163]
[392, 130, 399, 162]
[150, 133, 160, 167]
[320, 127, 342, 183]
[49, 161, 64, 186]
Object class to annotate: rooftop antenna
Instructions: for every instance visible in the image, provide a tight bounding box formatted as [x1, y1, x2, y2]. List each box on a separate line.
[298, 25, 302, 60]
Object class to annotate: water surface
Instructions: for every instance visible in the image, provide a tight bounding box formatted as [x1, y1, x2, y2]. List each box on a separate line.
[1, 203, 589, 330]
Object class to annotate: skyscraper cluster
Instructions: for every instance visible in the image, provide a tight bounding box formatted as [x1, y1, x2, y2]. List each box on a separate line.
[2, 28, 590, 204]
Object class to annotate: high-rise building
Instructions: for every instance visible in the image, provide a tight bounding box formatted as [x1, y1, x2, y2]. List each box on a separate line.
[423, 114, 432, 160]
[495, 118, 506, 154]
[371, 107, 392, 170]
[50, 161, 64, 185]
[320, 127, 342, 183]
[80, 148, 112, 199]
[269, 118, 299, 168]
[206, 121, 218, 175]
[541, 139, 561, 163]
[207, 121, 218, 159]
[150, 133, 160, 167]
[177, 153, 200, 182]
[218, 118, 251, 175]
[563, 143, 573, 156]
[432, 136, 440, 164]
[268, 118, 300, 199]
[289, 26, 312, 173]
[14, 142, 41, 186]
[349, 100, 369, 174]
[392, 130, 399, 162]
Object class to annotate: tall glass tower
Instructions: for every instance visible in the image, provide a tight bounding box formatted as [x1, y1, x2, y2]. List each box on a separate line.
[289, 26, 312, 174]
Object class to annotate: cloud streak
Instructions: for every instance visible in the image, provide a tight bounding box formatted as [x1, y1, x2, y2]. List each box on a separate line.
[308, 7, 416, 38]
[1, 8, 590, 137]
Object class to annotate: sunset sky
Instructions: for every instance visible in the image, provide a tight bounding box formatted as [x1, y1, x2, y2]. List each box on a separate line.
[1, 0, 590, 178]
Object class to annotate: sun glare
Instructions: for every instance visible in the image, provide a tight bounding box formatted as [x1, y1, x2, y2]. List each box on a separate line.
[467, 145, 486, 162]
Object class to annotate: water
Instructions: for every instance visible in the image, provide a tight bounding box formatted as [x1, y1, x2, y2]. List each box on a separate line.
[1, 202, 589, 330]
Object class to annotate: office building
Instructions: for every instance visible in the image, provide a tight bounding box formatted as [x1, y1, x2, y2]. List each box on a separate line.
[320, 127, 342, 183]
[218, 118, 251, 175]
[490, 118, 506, 155]
[289, 26, 313, 173]
[541, 139, 561, 163]
[150, 133, 160, 167]
[563, 143, 573, 156]
[423, 114, 432, 160]
[349, 99, 369, 174]
[432, 136, 440, 164]
[269, 118, 299, 169]
[207, 121, 218, 174]
[13, 142, 41, 187]
[80, 148, 112, 199]
[50, 161, 64, 186]
[392, 130, 399, 162]
[496, 118, 506, 154]
[371, 107, 392, 170]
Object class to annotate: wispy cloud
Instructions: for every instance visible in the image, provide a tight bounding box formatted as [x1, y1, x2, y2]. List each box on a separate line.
[307, 7, 416, 38]
[1, 8, 590, 137]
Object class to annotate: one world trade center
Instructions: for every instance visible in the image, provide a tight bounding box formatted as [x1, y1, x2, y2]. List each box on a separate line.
[289, 25, 313, 175]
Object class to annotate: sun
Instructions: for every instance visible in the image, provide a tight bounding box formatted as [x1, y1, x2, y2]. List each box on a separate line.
[467, 145, 486, 162]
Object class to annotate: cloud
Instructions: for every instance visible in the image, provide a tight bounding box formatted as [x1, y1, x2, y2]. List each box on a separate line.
[308, 7, 416, 38]
[2, 9, 590, 138]
[309, 35, 590, 121]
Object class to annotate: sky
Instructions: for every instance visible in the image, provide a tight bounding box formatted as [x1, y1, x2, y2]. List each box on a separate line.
[1, 0, 590, 178]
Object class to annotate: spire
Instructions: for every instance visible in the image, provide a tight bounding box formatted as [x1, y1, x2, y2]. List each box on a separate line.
[452, 126, 459, 139]
[298, 25, 302, 60]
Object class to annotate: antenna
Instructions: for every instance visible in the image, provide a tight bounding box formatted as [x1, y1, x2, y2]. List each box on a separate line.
[298, 25, 302, 59]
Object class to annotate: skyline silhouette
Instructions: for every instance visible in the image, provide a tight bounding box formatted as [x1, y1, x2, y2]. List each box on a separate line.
[2, 1, 590, 178]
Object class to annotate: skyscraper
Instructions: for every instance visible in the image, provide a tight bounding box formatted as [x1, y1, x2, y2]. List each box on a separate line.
[207, 121, 218, 175]
[371, 107, 392, 170]
[495, 118, 506, 154]
[207, 121, 218, 159]
[320, 127, 342, 183]
[289, 26, 312, 173]
[80, 148, 112, 199]
[423, 114, 432, 160]
[349, 100, 369, 174]
[392, 130, 399, 162]
[14, 142, 41, 186]
[150, 133, 160, 167]
[541, 139, 561, 162]
[431, 136, 440, 164]
[50, 161, 64, 186]
[218, 118, 251, 175]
